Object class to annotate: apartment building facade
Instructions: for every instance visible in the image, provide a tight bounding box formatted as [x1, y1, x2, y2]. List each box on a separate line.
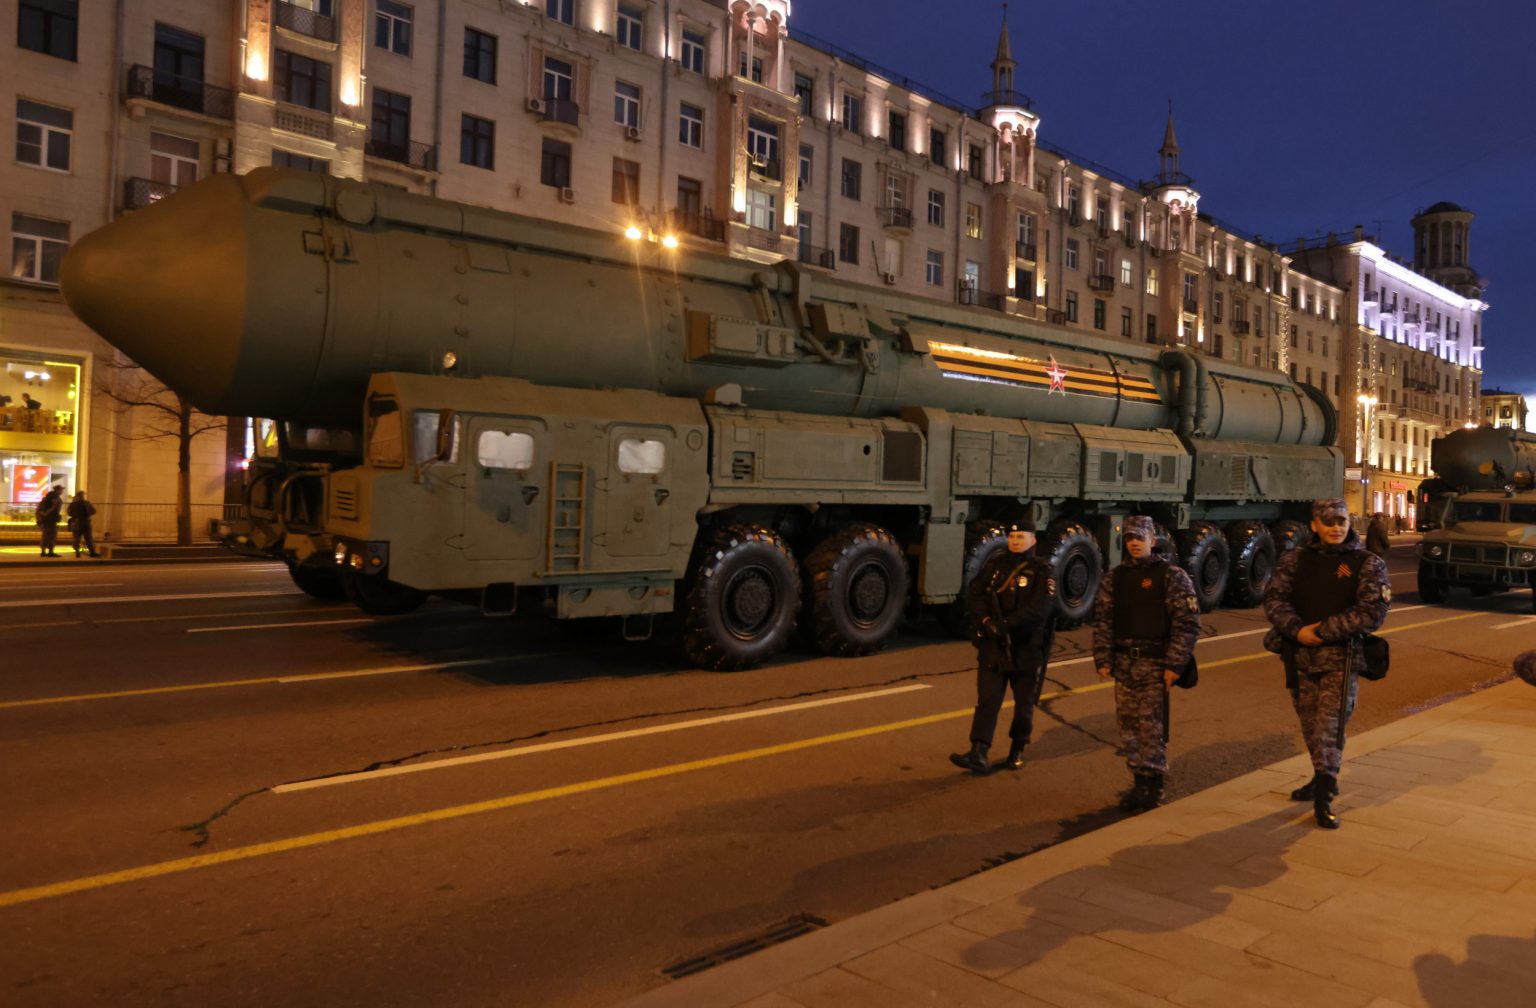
[1480, 389, 1529, 432]
[1, 0, 1489, 534]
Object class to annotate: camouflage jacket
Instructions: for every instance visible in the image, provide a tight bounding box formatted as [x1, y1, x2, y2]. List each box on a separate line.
[1264, 535, 1390, 645]
[1091, 556, 1200, 670]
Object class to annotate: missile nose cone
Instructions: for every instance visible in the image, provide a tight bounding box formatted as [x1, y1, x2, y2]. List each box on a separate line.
[62, 174, 249, 413]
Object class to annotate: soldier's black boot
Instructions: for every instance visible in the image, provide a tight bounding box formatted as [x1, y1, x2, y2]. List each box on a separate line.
[949, 742, 990, 774]
[1313, 773, 1340, 829]
[1118, 775, 1151, 812]
[1140, 773, 1164, 811]
[998, 742, 1026, 770]
[1290, 773, 1340, 802]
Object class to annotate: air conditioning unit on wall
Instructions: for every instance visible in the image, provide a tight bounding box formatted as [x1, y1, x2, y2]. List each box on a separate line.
[882, 272, 898, 286]
[624, 126, 642, 141]
[526, 97, 546, 114]
[558, 187, 576, 204]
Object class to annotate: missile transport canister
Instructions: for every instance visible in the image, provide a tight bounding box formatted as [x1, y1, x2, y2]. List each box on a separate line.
[1429, 427, 1536, 492]
[64, 169, 1345, 668]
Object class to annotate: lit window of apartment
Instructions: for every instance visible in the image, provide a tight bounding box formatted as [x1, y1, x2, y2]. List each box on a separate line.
[540, 138, 571, 188]
[374, 0, 412, 56]
[678, 103, 703, 148]
[614, 81, 640, 128]
[1119, 258, 1132, 287]
[838, 223, 860, 264]
[964, 203, 981, 240]
[927, 190, 944, 227]
[1146, 266, 1158, 296]
[10, 213, 68, 284]
[746, 188, 776, 231]
[841, 92, 862, 133]
[793, 72, 813, 116]
[18, 0, 77, 61]
[16, 99, 71, 172]
[1065, 239, 1079, 270]
[460, 114, 494, 169]
[611, 158, 640, 204]
[1065, 290, 1078, 323]
[616, 5, 643, 51]
[888, 110, 906, 152]
[925, 250, 943, 287]
[929, 127, 946, 166]
[840, 158, 861, 200]
[798, 144, 812, 188]
[150, 132, 198, 189]
[274, 50, 332, 111]
[272, 149, 329, 174]
[463, 28, 496, 83]
[681, 29, 706, 75]
[546, 0, 573, 26]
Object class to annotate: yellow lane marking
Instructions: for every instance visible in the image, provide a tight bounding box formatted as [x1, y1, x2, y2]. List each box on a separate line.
[0, 607, 1500, 907]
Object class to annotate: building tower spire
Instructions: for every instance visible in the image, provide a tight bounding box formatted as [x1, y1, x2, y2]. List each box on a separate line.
[1158, 101, 1181, 184]
[990, 4, 1015, 98]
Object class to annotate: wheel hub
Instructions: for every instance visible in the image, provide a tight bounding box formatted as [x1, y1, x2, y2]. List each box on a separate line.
[1063, 556, 1090, 602]
[724, 565, 775, 638]
[847, 563, 891, 625]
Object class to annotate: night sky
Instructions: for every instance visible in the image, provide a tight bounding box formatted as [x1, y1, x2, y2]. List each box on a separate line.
[792, 0, 1536, 425]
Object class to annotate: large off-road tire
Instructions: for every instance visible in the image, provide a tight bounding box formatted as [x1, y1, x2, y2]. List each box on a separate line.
[1270, 519, 1311, 556]
[1416, 562, 1447, 604]
[803, 523, 908, 657]
[343, 571, 428, 616]
[1152, 523, 1179, 564]
[1038, 520, 1102, 628]
[1177, 521, 1231, 613]
[1224, 520, 1276, 609]
[938, 521, 1008, 639]
[288, 561, 347, 600]
[680, 524, 800, 671]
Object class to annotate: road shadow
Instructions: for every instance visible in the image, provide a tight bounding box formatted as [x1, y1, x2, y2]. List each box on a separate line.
[1415, 930, 1536, 1006]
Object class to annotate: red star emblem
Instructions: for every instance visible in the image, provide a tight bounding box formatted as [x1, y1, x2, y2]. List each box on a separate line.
[1045, 356, 1068, 394]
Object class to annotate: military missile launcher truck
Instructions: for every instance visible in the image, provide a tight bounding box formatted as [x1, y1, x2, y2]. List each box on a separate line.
[63, 169, 1343, 669]
[1417, 426, 1536, 530]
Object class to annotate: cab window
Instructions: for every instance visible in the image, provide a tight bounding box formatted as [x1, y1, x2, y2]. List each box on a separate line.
[286, 423, 359, 454]
[367, 398, 404, 467]
[1509, 504, 1536, 524]
[254, 418, 280, 458]
[413, 411, 459, 464]
[1453, 500, 1502, 523]
[477, 430, 534, 471]
[617, 438, 665, 475]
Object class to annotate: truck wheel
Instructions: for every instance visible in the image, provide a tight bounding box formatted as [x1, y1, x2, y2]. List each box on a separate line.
[1270, 519, 1311, 555]
[803, 523, 908, 657]
[680, 524, 800, 671]
[287, 561, 346, 600]
[938, 521, 1008, 638]
[1417, 562, 1447, 604]
[1177, 521, 1230, 613]
[1153, 523, 1179, 564]
[1038, 520, 1102, 628]
[1224, 521, 1276, 608]
[343, 572, 427, 615]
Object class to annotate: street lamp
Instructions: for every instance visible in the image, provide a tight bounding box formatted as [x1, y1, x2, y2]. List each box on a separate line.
[621, 209, 679, 251]
[1357, 393, 1378, 518]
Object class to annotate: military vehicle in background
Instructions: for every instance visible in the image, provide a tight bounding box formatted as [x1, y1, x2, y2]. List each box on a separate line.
[63, 169, 1343, 669]
[1417, 426, 1536, 609]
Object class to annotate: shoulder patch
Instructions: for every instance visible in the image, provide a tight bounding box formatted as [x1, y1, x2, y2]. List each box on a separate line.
[1187, 596, 1200, 612]
[1382, 583, 1392, 603]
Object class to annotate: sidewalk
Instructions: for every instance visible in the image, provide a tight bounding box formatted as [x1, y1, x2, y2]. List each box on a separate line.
[625, 679, 1536, 1008]
[0, 542, 256, 566]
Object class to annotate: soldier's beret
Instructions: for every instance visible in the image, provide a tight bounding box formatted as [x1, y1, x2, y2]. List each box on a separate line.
[1515, 651, 1536, 687]
[1311, 498, 1349, 521]
[1123, 516, 1156, 540]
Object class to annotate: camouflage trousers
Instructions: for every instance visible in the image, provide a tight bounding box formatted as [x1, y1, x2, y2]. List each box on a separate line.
[1112, 655, 1169, 774]
[1290, 645, 1359, 776]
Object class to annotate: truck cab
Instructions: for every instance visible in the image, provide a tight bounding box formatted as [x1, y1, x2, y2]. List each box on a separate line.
[1417, 490, 1536, 611]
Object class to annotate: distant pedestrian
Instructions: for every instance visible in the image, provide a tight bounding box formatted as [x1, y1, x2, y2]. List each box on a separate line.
[35, 485, 64, 557]
[68, 490, 100, 558]
[1364, 513, 1391, 560]
[22, 392, 41, 410]
[1093, 516, 1201, 813]
[949, 523, 1057, 774]
[1264, 499, 1390, 830]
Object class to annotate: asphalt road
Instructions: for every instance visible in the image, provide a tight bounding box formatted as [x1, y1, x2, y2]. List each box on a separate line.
[1, 546, 1532, 1007]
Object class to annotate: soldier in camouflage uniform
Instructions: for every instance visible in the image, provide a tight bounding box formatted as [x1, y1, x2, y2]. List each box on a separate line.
[1264, 498, 1391, 829]
[1093, 515, 1200, 813]
[949, 523, 1058, 774]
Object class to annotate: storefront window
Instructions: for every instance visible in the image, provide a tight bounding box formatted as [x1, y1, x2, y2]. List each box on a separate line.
[1, 352, 82, 527]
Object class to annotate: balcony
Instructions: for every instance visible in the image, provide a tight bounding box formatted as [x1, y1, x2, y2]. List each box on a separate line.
[364, 138, 439, 172]
[1087, 274, 1114, 292]
[1182, 298, 1199, 314]
[745, 227, 781, 252]
[1362, 288, 1380, 305]
[1378, 302, 1399, 317]
[1123, 232, 1138, 248]
[122, 176, 177, 211]
[273, 103, 333, 141]
[540, 98, 580, 127]
[1232, 319, 1251, 334]
[275, 0, 337, 42]
[1421, 322, 1440, 335]
[124, 65, 234, 119]
[671, 210, 725, 242]
[877, 206, 913, 232]
[1402, 312, 1422, 327]
[1015, 241, 1037, 262]
[798, 243, 834, 268]
[957, 285, 1006, 311]
[748, 158, 782, 182]
[1046, 309, 1067, 325]
[981, 88, 1034, 110]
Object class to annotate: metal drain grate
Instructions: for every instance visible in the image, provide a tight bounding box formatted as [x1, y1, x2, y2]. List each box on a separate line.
[659, 914, 828, 980]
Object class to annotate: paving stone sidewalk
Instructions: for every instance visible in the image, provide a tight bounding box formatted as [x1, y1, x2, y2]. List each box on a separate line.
[624, 679, 1536, 1008]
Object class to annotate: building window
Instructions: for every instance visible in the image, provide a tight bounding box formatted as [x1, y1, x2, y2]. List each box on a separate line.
[839, 223, 860, 264]
[1120, 307, 1132, 337]
[15, 99, 71, 172]
[1146, 266, 1158, 296]
[1120, 258, 1132, 287]
[746, 188, 776, 231]
[1183, 272, 1197, 306]
[374, 0, 412, 55]
[18, 0, 77, 61]
[841, 92, 861, 133]
[738, 51, 762, 82]
[1213, 291, 1223, 322]
[967, 143, 983, 180]
[925, 249, 943, 287]
[274, 50, 332, 112]
[543, 56, 574, 101]
[614, 81, 640, 128]
[678, 102, 703, 148]
[10, 213, 67, 284]
[150, 131, 198, 188]
[540, 137, 571, 188]
[369, 88, 412, 156]
[794, 72, 813, 116]
[545, 0, 573, 26]
[1017, 213, 1034, 247]
[747, 116, 779, 169]
[1093, 248, 1107, 277]
[1147, 314, 1158, 344]
[965, 203, 981, 240]
[1065, 291, 1078, 323]
[681, 29, 706, 75]
[1066, 184, 1080, 218]
[459, 113, 494, 169]
[616, 4, 643, 50]
[927, 190, 944, 227]
[1093, 298, 1106, 331]
[1065, 238, 1079, 270]
[675, 175, 702, 221]
[463, 27, 496, 83]
[612, 157, 640, 205]
[929, 127, 946, 166]
[840, 158, 861, 200]
[887, 110, 906, 151]
[271, 149, 329, 173]
[798, 144, 812, 188]
[153, 23, 205, 99]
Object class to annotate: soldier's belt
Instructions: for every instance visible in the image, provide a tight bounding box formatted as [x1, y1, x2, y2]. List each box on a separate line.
[1114, 643, 1167, 659]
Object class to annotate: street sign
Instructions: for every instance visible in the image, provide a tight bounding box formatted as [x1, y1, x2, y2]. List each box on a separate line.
[1344, 467, 1363, 482]
[11, 464, 51, 504]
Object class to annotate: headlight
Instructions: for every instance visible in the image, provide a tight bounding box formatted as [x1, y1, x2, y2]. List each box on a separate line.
[1427, 544, 1444, 558]
[1519, 550, 1536, 566]
[334, 543, 348, 564]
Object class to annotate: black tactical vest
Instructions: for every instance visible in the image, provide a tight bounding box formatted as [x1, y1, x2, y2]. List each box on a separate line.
[1293, 549, 1363, 625]
[1112, 563, 1171, 639]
